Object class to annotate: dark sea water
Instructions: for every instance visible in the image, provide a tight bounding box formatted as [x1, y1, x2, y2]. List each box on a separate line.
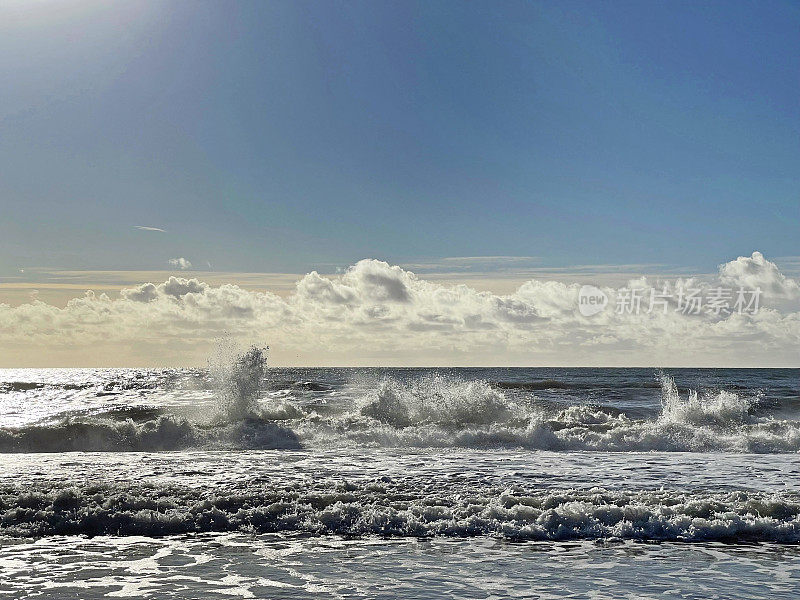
[0, 362, 798, 598]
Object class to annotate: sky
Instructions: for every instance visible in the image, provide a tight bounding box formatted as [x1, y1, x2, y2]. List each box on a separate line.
[0, 1, 798, 366]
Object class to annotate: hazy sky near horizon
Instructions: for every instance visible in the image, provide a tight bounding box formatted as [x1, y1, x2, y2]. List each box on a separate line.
[1, 0, 799, 277]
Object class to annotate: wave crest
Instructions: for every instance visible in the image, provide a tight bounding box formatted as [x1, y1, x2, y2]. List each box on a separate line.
[659, 372, 756, 426]
[359, 375, 517, 427]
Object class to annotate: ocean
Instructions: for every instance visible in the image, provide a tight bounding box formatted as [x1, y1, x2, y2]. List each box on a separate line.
[0, 355, 798, 598]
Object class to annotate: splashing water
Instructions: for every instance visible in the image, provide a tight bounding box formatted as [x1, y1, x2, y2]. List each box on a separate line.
[1, 366, 795, 453]
[210, 344, 270, 422]
[658, 371, 755, 426]
[359, 374, 518, 427]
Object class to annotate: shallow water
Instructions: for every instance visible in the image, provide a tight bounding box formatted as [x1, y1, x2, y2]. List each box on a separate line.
[2, 534, 799, 599]
[0, 365, 798, 597]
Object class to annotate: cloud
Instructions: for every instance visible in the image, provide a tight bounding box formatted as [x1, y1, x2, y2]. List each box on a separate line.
[0, 253, 798, 367]
[168, 257, 192, 270]
[134, 226, 166, 232]
[719, 251, 800, 298]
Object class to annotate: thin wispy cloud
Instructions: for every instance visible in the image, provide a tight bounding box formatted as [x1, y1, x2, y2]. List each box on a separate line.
[401, 256, 542, 273]
[400, 257, 679, 278]
[134, 226, 166, 232]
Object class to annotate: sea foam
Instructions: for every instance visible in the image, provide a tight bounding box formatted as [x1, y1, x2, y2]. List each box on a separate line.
[1, 480, 799, 542]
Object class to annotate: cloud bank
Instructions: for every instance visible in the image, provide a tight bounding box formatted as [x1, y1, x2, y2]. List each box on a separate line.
[1, 252, 798, 367]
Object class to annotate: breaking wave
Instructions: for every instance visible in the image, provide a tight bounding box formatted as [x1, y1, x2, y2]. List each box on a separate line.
[0, 365, 798, 453]
[209, 344, 270, 422]
[0, 346, 301, 452]
[359, 375, 517, 427]
[1, 480, 799, 542]
[297, 372, 798, 453]
[0, 416, 301, 453]
[658, 372, 756, 426]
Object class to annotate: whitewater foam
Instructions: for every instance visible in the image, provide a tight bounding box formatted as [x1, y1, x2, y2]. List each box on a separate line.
[359, 375, 518, 427]
[658, 372, 757, 426]
[1, 480, 798, 542]
[0, 367, 797, 453]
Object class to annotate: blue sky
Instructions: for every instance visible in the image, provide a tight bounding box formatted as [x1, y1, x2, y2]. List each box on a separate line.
[1, 0, 798, 276]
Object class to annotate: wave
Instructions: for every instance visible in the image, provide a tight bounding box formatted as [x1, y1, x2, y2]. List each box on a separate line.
[1, 365, 797, 454]
[0, 417, 195, 452]
[0, 347, 304, 453]
[0, 382, 44, 392]
[658, 372, 757, 426]
[296, 414, 800, 453]
[210, 345, 270, 422]
[312, 373, 799, 453]
[0, 381, 90, 392]
[0, 416, 301, 453]
[359, 375, 518, 427]
[1, 481, 799, 542]
[5, 407, 797, 453]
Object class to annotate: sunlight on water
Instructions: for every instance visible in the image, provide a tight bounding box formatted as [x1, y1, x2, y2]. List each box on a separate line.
[0, 367, 798, 598]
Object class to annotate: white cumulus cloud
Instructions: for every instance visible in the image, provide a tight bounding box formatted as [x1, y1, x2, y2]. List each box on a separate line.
[168, 258, 192, 270]
[0, 253, 798, 367]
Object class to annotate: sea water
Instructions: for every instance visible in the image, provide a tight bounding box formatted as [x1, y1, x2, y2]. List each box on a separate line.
[0, 358, 798, 598]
